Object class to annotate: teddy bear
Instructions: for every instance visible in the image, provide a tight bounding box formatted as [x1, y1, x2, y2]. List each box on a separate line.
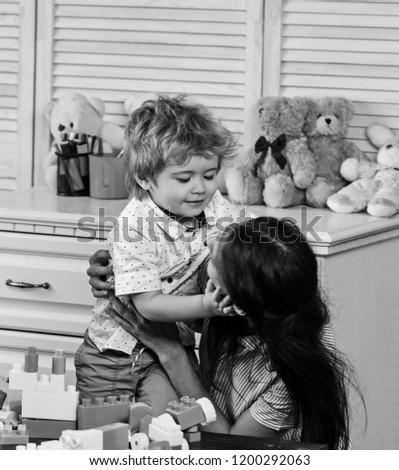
[303, 96, 366, 208]
[225, 96, 317, 208]
[43, 93, 126, 191]
[327, 123, 399, 217]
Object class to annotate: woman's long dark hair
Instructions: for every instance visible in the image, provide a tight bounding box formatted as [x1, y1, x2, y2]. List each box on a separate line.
[205, 217, 360, 449]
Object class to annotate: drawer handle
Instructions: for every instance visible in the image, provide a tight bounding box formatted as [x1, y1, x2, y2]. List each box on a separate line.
[5, 279, 50, 290]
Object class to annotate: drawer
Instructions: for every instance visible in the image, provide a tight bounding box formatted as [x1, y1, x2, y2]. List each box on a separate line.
[0, 232, 105, 306]
[0, 297, 90, 336]
[0, 231, 105, 258]
[0, 231, 105, 336]
[1, 251, 93, 305]
[0, 328, 82, 357]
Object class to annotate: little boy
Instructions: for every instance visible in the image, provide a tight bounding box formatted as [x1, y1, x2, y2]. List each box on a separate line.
[75, 95, 250, 414]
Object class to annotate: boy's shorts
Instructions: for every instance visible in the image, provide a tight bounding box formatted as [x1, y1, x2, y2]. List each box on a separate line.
[75, 330, 179, 415]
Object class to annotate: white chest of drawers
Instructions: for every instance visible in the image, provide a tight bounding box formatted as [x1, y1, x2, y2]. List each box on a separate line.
[0, 188, 128, 374]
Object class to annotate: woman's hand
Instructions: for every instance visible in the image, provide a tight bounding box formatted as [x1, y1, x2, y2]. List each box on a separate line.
[105, 295, 181, 356]
[87, 249, 113, 298]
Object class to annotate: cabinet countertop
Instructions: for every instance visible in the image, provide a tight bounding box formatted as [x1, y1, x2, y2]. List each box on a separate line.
[1, 187, 399, 254]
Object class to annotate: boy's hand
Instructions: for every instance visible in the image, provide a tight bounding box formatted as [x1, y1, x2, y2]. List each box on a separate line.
[202, 279, 236, 317]
[87, 249, 114, 298]
[203, 279, 246, 317]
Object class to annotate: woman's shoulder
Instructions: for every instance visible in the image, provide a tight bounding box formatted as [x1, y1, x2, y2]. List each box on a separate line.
[321, 322, 337, 349]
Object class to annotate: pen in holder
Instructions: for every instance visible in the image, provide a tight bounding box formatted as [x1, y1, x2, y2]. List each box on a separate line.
[56, 133, 90, 196]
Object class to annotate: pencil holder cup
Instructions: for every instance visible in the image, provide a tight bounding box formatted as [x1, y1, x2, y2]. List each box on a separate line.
[89, 154, 129, 199]
[56, 153, 90, 196]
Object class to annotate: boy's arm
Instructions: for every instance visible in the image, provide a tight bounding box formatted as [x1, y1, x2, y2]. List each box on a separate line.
[129, 288, 224, 322]
[107, 295, 286, 438]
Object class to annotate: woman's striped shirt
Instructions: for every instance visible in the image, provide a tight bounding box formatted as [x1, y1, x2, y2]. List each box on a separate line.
[199, 321, 337, 442]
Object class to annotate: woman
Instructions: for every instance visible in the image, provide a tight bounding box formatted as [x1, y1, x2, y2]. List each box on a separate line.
[88, 217, 359, 448]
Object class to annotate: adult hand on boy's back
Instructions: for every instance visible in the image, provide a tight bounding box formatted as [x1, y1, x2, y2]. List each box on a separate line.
[106, 294, 180, 355]
[87, 249, 114, 298]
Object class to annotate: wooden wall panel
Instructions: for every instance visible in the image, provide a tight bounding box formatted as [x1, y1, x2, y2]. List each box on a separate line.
[33, 0, 264, 186]
[0, 0, 35, 191]
[279, 0, 399, 160]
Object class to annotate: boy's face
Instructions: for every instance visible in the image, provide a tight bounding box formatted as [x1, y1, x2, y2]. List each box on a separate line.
[146, 155, 219, 217]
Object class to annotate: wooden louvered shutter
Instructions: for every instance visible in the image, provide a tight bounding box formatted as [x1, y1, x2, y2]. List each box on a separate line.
[33, 0, 264, 186]
[267, 0, 399, 160]
[0, 0, 35, 191]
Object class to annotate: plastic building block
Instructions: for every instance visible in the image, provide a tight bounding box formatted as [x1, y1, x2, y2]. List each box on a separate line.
[186, 424, 199, 432]
[8, 347, 39, 391]
[129, 402, 153, 432]
[3, 392, 22, 416]
[0, 390, 7, 408]
[184, 425, 201, 444]
[134, 414, 188, 449]
[148, 413, 183, 447]
[36, 373, 66, 393]
[172, 438, 189, 450]
[166, 396, 206, 430]
[52, 349, 66, 375]
[130, 432, 150, 450]
[148, 440, 171, 450]
[37, 347, 67, 391]
[196, 397, 217, 426]
[22, 418, 77, 439]
[0, 423, 29, 445]
[37, 440, 63, 450]
[60, 428, 103, 450]
[23, 386, 78, 405]
[9, 363, 38, 391]
[22, 385, 79, 421]
[9, 348, 68, 393]
[24, 347, 39, 372]
[97, 423, 129, 450]
[16, 443, 41, 450]
[127, 396, 216, 450]
[77, 395, 132, 430]
[184, 431, 201, 443]
[139, 414, 154, 435]
[25, 423, 129, 451]
[0, 409, 19, 426]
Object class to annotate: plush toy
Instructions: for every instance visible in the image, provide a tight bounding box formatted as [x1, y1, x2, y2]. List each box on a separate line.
[43, 93, 126, 191]
[327, 123, 399, 217]
[225, 96, 316, 207]
[303, 97, 365, 207]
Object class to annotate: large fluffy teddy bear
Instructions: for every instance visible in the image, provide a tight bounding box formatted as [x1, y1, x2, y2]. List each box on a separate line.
[327, 123, 399, 217]
[303, 97, 365, 207]
[225, 96, 316, 207]
[43, 93, 126, 191]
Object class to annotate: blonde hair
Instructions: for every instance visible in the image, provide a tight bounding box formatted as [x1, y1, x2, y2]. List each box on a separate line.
[124, 95, 237, 199]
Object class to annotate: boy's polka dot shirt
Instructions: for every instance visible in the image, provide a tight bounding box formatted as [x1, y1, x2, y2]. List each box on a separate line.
[88, 190, 253, 354]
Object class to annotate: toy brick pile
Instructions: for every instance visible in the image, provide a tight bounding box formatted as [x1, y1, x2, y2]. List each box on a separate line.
[0, 347, 216, 450]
